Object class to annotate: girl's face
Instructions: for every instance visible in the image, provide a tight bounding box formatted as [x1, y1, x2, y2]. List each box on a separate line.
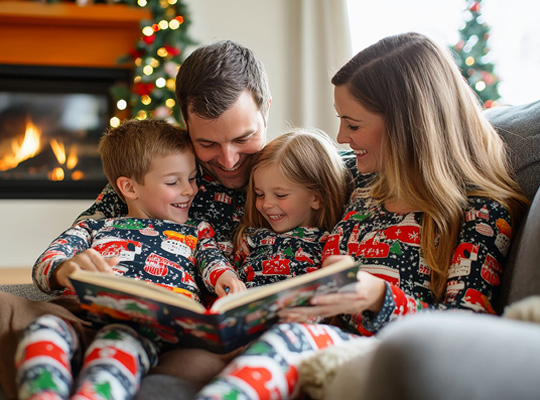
[334, 85, 386, 174]
[253, 164, 320, 233]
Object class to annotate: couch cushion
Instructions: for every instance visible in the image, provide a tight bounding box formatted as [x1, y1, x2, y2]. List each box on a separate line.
[499, 186, 540, 310]
[484, 100, 540, 201]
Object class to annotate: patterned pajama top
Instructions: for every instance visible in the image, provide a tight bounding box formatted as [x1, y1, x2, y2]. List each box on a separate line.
[33, 217, 233, 303]
[322, 187, 514, 336]
[202, 227, 328, 291]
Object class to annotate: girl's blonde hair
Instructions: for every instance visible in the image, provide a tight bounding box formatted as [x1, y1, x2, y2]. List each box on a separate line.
[331, 32, 529, 300]
[234, 129, 351, 250]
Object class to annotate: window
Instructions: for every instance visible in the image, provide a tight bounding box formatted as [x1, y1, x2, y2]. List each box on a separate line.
[347, 0, 540, 106]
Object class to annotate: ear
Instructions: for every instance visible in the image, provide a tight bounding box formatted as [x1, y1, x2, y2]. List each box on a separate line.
[263, 98, 272, 125]
[311, 194, 322, 211]
[116, 176, 138, 200]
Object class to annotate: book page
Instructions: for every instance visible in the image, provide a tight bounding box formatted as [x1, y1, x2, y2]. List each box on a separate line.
[210, 257, 357, 313]
[69, 270, 207, 313]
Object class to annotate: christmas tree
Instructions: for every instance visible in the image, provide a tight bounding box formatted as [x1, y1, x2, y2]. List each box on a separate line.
[450, 0, 500, 108]
[112, 0, 197, 126]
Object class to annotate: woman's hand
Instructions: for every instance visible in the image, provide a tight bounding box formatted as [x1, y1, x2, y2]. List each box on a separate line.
[215, 271, 247, 297]
[279, 271, 387, 322]
[52, 249, 118, 290]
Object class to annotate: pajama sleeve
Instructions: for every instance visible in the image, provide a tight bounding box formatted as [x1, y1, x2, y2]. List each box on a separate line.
[32, 220, 95, 295]
[74, 183, 128, 224]
[196, 221, 237, 292]
[343, 198, 513, 336]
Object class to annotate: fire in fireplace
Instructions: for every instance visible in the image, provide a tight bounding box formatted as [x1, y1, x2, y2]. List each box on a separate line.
[0, 64, 131, 199]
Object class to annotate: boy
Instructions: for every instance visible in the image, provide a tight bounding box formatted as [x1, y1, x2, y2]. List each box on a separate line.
[16, 119, 234, 400]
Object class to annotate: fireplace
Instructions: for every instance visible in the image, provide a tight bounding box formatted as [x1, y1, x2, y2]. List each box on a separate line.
[0, 64, 131, 199]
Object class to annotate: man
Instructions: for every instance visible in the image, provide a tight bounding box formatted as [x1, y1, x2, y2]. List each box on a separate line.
[77, 40, 272, 248]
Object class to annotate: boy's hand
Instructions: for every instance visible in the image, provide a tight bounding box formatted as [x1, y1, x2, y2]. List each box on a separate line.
[52, 249, 118, 290]
[215, 271, 247, 297]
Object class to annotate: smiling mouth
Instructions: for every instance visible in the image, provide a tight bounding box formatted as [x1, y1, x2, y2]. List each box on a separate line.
[267, 214, 285, 221]
[172, 202, 190, 209]
[354, 149, 368, 156]
[219, 165, 240, 172]
[217, 159, 245, 172]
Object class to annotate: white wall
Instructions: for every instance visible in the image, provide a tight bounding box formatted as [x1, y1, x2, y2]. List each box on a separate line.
[185, 0, 302, 140]
[0, 200, 93, 268]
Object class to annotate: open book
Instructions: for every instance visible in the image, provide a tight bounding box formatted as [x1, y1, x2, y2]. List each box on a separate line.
[69, 258, 359, 353]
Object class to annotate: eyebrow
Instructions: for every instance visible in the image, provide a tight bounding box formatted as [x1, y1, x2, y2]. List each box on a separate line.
[334, 104, 361, 123]
[340, 115, 362, 123]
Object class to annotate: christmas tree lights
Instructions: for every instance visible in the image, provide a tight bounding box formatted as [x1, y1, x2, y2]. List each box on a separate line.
[450, 0, 500, 108]
[111, 0, 197, 126]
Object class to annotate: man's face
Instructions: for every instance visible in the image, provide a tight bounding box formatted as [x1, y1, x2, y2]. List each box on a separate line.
[187, 90, 268, 189]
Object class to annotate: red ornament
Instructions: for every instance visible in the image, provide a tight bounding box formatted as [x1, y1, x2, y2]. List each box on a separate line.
[129, 48, 144, 60]
[134, 82, 155, 96]
[164, 45, 181, 56]
[142, 34, 155, 45]
[470, 2, 480, 12]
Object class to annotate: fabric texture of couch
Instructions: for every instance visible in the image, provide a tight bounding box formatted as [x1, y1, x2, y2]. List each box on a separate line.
[1, 99, 540, 400]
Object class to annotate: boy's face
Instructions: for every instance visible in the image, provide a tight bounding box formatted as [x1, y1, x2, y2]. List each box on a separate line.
[187, 90, 268, 190]
[130, 151, 198, 224]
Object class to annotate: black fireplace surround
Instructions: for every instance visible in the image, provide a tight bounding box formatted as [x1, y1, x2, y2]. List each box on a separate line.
[0, 64, 131, 199]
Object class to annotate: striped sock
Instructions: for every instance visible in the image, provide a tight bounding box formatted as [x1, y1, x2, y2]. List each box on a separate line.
[71, 324, 158, 400]
[16, 314, 79, 400]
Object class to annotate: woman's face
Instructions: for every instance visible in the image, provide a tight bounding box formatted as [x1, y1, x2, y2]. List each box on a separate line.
[334, 85, 386, 174]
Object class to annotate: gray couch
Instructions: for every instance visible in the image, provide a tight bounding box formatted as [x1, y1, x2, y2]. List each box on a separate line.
[2, 100, 540, 400]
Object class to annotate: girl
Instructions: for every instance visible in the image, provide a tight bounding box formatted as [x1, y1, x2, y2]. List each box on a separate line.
[201, 129, 351, 296]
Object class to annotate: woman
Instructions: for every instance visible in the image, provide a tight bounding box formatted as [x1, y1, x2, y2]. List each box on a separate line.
[194, 32, 529, 400]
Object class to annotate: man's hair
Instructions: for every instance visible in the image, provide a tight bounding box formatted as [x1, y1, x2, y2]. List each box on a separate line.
[234, 129, 351, 250]
[99, 119, 192, 201]
[175, 40, 271, 126]
[331, 31, 528, 299]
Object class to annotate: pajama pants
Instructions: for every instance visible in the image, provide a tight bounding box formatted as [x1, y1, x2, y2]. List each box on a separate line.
[0, 292, 234, 399]
[193, 322, 362, 400]
[16, 315, 158, 400]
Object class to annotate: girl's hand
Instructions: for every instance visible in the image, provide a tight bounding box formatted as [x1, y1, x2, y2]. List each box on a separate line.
[279, 271, 386, 322]
[52, 249, 118, 290]
[215, 271, 247, 297]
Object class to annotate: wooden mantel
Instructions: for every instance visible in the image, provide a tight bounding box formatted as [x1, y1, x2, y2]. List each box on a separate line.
[0, 0, 151, 68]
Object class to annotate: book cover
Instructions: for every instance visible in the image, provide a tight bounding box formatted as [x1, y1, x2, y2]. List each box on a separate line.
[69, 258, 359, 353]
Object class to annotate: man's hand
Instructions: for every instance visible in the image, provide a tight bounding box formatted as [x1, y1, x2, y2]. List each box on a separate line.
[215, 270, 247, 297]
[52, 249, 118, 290]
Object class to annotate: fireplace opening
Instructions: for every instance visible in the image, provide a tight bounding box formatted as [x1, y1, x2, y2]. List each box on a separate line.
[0, 64, 131, 199]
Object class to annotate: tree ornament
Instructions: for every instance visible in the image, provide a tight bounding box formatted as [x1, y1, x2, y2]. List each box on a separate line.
[111, 0, 198, 124]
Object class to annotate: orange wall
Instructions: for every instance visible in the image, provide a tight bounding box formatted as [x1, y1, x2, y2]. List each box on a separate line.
[0, 1, 150, 68]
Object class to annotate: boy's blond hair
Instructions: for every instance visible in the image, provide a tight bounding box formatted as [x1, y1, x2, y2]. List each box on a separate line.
[99, 119, 192, 201]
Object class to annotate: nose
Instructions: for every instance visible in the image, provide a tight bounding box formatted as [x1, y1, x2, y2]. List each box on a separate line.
[261, 197, 274, 210]
[180, 181, 195, 197]
[218, 144, 240, 170]
[336, 126, 350, 145]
